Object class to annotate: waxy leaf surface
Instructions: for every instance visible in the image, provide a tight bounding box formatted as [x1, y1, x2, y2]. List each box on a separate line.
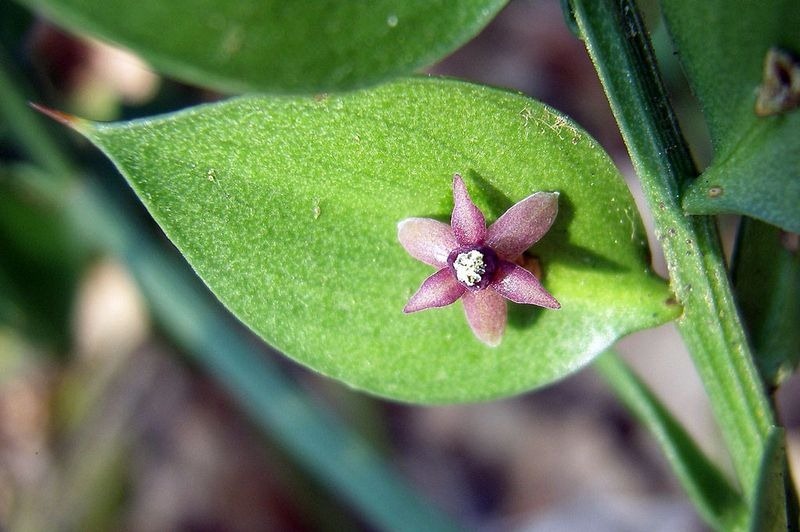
[661, 0, 800, 232]
[15, 0, 506, 93]
[78, 78, 678, 402]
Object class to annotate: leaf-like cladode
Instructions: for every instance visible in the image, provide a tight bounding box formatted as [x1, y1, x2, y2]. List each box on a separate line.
[661, 0, 800, 232]
[14, 0, 507, 93]
[74, 78, 678, 402]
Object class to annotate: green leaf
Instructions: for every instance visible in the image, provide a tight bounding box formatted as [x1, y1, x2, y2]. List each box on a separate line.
[594, 352, 745, 530]
[15, 0, 507, 93]
[72, 78, 678, 402]
[661, 0, 800, 232]
[733, 219, 800, 388]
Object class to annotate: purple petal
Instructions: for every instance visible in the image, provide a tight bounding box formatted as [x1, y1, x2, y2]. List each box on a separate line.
[397, 218, 457, 268]
[404, 268, 465, 313]
[462, 289, 507, 347]
[486, 192, 559, 259]
[451, 174, 486, 246]
[491, 261, 560, 309]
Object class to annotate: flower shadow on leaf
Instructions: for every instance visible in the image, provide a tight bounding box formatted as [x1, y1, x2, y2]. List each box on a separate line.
[507, 298, 549, 330]
[466, 171, 627, 274]
[536, 194, 628, 273]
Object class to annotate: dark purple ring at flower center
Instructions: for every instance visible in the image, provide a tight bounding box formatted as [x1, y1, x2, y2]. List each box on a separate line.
[447, 246, 499, 291]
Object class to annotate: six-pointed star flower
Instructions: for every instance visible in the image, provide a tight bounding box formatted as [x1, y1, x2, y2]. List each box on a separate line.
[398, 174, 560, 346]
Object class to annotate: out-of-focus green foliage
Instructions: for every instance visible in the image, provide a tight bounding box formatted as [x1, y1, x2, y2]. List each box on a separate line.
[14, 0, 507, 93]
[661, 0, 800, 232]
[0, 164, 81, 348]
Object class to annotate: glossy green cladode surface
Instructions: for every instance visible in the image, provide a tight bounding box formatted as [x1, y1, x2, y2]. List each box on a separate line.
[80, 78, 678, 402]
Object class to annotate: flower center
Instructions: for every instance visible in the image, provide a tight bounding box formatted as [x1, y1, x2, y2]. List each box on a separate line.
[448, 246, 498, 290]
[453, 250, 486, 286]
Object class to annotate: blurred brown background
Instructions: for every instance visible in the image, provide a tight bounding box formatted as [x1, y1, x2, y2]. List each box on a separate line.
[1, 0, 798, 530]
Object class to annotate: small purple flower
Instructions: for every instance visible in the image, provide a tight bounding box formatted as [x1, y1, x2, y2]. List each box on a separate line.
[398, 174, 560, 346]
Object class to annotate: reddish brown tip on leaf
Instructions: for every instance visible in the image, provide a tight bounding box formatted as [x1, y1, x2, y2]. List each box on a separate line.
[29, 102, 82, 129]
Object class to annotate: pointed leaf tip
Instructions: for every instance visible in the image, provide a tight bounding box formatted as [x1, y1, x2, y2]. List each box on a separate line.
[29, 103, 86, 131]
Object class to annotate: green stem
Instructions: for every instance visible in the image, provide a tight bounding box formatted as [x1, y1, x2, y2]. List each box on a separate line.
[570, 0, 774, 501]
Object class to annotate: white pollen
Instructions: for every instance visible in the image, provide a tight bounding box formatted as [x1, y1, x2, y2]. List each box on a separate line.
[454, 250, 486, 286]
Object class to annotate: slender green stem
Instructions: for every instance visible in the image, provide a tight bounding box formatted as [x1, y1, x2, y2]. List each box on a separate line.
[570, 0, 774, 500]
[594, 352, 745, 529]
[0, 45, 458, 532]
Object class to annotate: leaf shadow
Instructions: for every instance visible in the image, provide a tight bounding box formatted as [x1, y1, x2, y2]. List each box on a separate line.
[467, 170, 627, 272]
